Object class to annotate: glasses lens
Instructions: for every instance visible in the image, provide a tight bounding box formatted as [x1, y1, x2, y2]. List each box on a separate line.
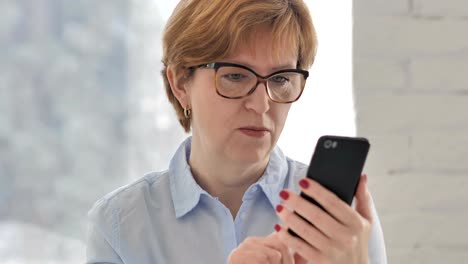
[267, 72, 304, 102]
[216, 66, 256, 98]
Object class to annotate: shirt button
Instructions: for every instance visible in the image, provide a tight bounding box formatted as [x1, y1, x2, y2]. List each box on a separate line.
[252, 186, 258, 192]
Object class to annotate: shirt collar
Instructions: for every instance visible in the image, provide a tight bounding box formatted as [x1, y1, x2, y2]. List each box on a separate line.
[255, 146, 289, 209]
[169, 137, 289, 218]
[169, 137, 207, 218]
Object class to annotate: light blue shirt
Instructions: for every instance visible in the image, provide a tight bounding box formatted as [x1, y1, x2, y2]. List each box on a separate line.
[86, 137, 387, 263]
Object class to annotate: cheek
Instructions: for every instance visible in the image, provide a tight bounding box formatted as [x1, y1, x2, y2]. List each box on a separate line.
[188, 76, 214, 112]
[190, 81, 233, 128]
[274, 105, 291, 127]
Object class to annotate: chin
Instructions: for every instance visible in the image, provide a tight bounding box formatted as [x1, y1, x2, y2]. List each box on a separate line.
[229, 144, 271, 165]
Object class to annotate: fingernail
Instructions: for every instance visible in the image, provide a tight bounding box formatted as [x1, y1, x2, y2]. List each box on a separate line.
[279, 190, 289, 200]
[299, 179, 309, 189]
[274, 224, 281, 232]
[276, 204, 283, 213]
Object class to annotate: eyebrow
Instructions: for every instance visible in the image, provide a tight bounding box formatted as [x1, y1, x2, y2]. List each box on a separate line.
[271, 64, 297, 71]
[224, 60, 297, 72]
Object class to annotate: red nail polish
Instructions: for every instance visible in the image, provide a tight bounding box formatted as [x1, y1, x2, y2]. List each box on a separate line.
[276, 204, 283, 213]
[299, 179, 309, 189]
[279, 190, 289, 200]
[274, 224, 281, 232]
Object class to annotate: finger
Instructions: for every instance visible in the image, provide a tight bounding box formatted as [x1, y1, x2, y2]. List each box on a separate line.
[274, 223, 321, 262]
[278, 189, 347, 239]
[296, 178, 362, 228]
[293, 252, 308, 264]
[275, 203, 331, 252]
[237, 237, 284, 263]
[263, 249, 282, 264]
[236, 244, 282, 264]
[236, 250, 281, 264]
[263, 232, 294, 264]
[354, 174, 373, 223]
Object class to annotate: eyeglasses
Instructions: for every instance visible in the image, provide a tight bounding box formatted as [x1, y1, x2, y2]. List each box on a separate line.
[195, 62, 309, 103]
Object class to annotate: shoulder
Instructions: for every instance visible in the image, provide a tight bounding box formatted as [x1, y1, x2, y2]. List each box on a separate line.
[88, 170, 171, 222]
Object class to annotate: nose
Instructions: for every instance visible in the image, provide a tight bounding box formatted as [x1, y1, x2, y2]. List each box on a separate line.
[244, 81, 270, 114]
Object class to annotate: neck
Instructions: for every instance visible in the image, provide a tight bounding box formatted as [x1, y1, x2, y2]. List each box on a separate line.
[188, 142, 269, 219]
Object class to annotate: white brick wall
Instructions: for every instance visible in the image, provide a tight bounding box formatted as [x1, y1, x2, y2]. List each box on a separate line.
[356, 94, 468, 134]
[410, 58, 468, 91]
[354, 59, 407, 91]
[355, 17, 468, 58]
[353, 0, 409, 16]
[413, 0, 468, 17]
[354, 0, 468, 262]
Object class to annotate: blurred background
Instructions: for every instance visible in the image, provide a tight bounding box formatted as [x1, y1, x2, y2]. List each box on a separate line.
[0, 0, 467, 263]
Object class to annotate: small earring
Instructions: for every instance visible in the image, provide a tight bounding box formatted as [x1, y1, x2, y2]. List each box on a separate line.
[184, 107, 191, 119]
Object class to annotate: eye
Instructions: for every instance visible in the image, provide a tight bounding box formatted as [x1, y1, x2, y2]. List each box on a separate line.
[222, 73, 248, 81]
[271, 75, 289, 84]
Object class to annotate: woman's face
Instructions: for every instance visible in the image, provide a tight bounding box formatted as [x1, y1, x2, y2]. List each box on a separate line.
[187, 30, 297, 165]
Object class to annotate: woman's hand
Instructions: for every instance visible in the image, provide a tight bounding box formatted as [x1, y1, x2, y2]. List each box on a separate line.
[275, 174, 373, 264]
[227, 233, 300, 264]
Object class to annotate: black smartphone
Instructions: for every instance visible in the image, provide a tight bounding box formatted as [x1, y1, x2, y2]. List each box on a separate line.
[288, 135, 370, 238]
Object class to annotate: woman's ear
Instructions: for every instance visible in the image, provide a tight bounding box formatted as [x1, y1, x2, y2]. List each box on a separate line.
[167, 65, 190, 108]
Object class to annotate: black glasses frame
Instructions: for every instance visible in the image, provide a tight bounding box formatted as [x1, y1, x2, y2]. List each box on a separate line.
[195, 62, 309, 103]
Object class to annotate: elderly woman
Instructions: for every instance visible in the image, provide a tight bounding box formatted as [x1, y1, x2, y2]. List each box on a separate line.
[86, 0, 386, 263]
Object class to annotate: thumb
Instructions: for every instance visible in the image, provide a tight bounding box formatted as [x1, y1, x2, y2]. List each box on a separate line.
[355, 174, 373, 223]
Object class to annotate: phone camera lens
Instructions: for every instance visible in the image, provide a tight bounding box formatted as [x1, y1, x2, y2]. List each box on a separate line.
[324, 140, 333, 149]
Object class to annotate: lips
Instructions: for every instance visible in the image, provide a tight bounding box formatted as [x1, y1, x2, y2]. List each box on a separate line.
[239, 126, 270, 132]
[238, 126, 270, 138]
